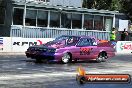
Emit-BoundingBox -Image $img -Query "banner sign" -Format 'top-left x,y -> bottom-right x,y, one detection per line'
0,37 -> 12,52
12,37 -> 54,52
116,41 -> 132,53
0,38 -> 3,51
0,38 -> 132,53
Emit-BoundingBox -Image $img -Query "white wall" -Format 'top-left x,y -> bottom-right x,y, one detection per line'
118,20 -> 129,31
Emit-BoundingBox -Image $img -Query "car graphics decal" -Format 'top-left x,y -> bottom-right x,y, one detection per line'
80,48 -> 91,55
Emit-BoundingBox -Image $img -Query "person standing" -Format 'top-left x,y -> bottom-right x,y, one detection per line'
110,28 -> 116,41
110,28 -> 117,46
121,28 -> 128,41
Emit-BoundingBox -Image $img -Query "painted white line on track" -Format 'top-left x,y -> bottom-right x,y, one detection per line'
88,72 -> 100,74
121,69 -> 132,72
102,70 -> 117,73
0,72 -> 77,80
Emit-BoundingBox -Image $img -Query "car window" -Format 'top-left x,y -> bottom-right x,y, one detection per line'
66,37 -> 79,46
77,38 -> 92,46
55,36 -> 69,41
55,36 -> 80,41
91,38 -> 97,46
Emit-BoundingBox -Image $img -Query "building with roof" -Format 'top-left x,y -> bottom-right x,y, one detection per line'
0,0 -> 129,40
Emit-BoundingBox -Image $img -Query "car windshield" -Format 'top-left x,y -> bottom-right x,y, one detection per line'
65,36 -> 80,46
44,35 -> 80,46
55,36 -> 70,41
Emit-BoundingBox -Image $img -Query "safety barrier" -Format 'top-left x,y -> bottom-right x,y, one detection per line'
0,37 -> 132,53
10,25 -> 110,40
116,41 -> 132,53
0,37 -> 54,53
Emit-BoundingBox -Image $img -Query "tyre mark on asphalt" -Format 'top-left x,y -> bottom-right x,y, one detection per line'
0,72 -> 77,80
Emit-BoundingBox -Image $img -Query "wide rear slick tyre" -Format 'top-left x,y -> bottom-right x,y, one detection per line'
61,53 -> 72,64
35,58 -> 42,63
96,52 -> 107,63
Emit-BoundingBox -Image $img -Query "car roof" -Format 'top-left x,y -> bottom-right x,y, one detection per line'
60,35 -> 95,39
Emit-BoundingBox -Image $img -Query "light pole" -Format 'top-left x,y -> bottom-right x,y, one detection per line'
23,0 -> 27,27
22,0 -> 27,37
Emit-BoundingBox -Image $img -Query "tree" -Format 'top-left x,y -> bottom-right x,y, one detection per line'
110,0 -> 122,11
82,0 -> 121,10
94,0 -> 112,10
120,0 -> 132,19
82,0 -> 132,20
82,0 -> 95,9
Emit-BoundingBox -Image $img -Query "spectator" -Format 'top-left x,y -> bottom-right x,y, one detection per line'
110,28 -> 117,46
110,28 -> 116,41
121,28 -> 128,41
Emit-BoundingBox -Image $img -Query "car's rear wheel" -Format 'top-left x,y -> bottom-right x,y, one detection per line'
35,58 -> 50,63
96,54 -> 102,63
96,52 -> 107,63
102,52 -> 108,62
61,53 -> 71,64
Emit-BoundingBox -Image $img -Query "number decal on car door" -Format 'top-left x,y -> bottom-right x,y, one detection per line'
80,48 -> 91,55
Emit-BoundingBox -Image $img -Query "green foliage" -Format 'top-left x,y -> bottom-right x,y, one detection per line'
110,0 -> 121,11
82,0 -> 95,9
95,0 -> 112,10
120,0 -> 132,18
83,0 -> 122,10
82,0 -> 132,19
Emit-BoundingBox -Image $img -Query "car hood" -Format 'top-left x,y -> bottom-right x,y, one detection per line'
43,40 -> 66,48
30,40 -> 66,49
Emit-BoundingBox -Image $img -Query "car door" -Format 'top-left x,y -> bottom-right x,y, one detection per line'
88,38 -> 98,59
76,38 -> 93,60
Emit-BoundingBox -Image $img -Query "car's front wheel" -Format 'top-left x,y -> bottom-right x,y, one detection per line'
61,53 -> 71,64
35,58 -> 42,63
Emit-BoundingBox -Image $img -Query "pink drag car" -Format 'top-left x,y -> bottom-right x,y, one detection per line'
25,35 -> 115,63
